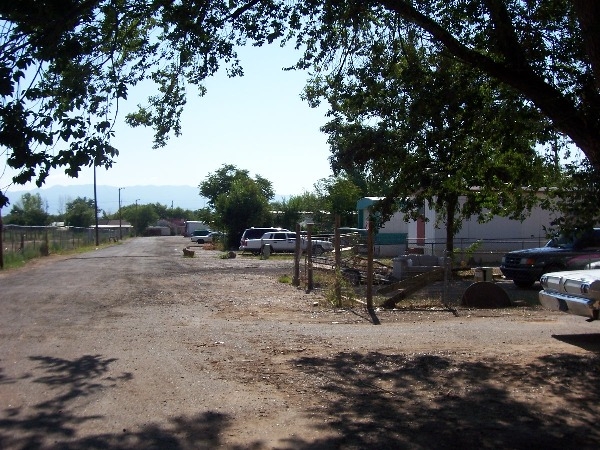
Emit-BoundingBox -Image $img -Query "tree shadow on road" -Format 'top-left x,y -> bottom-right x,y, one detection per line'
0,354 -> 246,449
281,350 -> 600,449
2,351 -> 600,449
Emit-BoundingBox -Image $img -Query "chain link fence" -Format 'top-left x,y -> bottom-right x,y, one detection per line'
2,225 -> 119,256
405,236 -> 549,265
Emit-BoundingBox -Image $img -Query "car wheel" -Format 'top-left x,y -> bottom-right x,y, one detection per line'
313,245 -> 324,256
513,279 -> 535,288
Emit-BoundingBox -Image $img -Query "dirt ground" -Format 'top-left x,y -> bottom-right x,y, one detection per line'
1,236 -> 599,449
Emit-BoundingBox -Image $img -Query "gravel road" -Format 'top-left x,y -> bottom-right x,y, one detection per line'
1,236 -> 599,449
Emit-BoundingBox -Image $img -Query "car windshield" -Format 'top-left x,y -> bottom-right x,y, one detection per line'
545,230 -> 597,249
546,235 -> 575,249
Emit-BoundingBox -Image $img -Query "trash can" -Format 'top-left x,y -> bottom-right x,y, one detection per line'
474,267 -> 494,282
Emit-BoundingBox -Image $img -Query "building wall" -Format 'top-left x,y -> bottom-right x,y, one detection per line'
357,195 -> 558,259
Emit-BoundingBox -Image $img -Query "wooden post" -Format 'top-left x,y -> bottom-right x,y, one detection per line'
334,214 -> 341,307
0,209 -> 3,269
293,223 -> 301,287
307,223 -> 313,291
366,218 -> 374,309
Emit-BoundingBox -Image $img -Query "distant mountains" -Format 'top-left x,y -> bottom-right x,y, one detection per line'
4,184 -> 209,215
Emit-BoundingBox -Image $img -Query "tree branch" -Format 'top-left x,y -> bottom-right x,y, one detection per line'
378,0 -> 600,168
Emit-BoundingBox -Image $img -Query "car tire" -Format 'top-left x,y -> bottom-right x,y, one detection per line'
313,245 -> 324,256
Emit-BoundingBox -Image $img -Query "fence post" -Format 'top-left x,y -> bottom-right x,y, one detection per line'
293,223 -> 301,287
307,223 -> 314,291
366,218 -> 374,309
0,211 -> 3,269
334,215 -> 341,307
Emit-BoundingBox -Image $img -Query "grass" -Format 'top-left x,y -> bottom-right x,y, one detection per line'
1,240 -> 121,271
278,274 -> 292,284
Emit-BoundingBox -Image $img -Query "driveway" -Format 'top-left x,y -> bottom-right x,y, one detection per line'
1,236 -> 599,449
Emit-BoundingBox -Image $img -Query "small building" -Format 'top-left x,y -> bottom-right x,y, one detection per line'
357,195 -> 557,261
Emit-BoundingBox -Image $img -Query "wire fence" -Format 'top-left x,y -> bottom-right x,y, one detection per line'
2,225 -> 120,255
405,236 -> 550,264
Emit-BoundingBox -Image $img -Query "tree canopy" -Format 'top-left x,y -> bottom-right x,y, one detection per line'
289,1 -> 600,171
199,164 -> 274,208
215,176 -> 271,248
2,1 -> 599,223
64,196 -> 95,227
5,192 -> 48,225
0,1 -> 284,207
309,29 -> 552,250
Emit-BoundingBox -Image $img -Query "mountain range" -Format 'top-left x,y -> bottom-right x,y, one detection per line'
4,184 -> 291,216
3,184 -> 209,215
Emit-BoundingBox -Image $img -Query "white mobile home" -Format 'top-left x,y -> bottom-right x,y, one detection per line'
357,195 -> 557,261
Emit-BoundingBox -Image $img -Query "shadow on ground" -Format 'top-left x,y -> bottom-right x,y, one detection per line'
0,355 -> 238,449
281,350 -> 600,449
1,350 -> 599,449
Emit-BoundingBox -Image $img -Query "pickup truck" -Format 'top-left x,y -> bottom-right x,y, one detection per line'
539,269 -> 600,321
500,228 -> 600,287
245,231 -> 333,255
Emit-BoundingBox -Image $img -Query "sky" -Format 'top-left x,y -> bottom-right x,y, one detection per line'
1,43 -> 334,201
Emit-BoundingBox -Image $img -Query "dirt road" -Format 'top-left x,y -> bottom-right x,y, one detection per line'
1,236 -> 599,449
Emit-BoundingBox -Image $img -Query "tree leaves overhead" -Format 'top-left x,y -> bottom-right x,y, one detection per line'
0,0 -> 287,207
305,23 -> 552,250
2,0 -> 599,223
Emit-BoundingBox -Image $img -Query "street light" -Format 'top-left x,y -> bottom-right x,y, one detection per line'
118,187 -> 125,240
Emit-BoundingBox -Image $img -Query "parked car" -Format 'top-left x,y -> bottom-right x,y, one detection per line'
239,227 -> 289,254
500,228 -> 600,287
539,269 -> 600,321
258,231 -> 334,255
190,229 -> 213,244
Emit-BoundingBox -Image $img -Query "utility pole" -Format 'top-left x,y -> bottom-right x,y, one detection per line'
93,163 -> 99,246
118,187 -> 125,240
135,199 -> 140,236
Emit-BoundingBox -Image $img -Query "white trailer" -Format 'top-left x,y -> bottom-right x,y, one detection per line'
184,221 -> 209,237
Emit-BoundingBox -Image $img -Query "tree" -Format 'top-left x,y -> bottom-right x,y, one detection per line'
309,31 -> 551,252
214,177 -> 271,248
543,157 -> 600,233
3,1 -> 599,215
314,176 -> 362,228
0,1 -> 284,208
64,196 -> 95,227
285,1 -> 600,173
270,190 -> 328,231
120,204 -> 158,236
5,193 -> 48,225
199,164 -> 274,209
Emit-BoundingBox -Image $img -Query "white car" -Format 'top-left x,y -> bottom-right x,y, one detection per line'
258,231 -> 333,256
539,269 -> 600,320
190,230 -> 214,244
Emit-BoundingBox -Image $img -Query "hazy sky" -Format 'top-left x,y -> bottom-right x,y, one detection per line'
1,43 -> 333,199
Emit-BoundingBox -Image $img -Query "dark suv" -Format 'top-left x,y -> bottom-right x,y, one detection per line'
500,228 -> 600,287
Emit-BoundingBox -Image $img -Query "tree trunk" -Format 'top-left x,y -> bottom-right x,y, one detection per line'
445,197 -> 458,257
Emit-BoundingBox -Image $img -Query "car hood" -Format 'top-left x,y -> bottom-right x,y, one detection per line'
540,269 -> 600,300
506,247 -> 571,256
